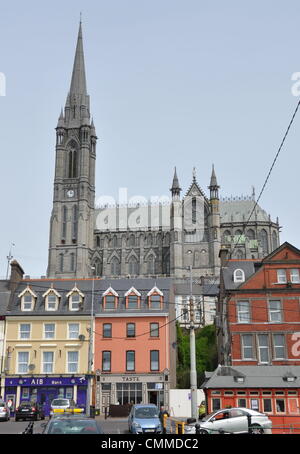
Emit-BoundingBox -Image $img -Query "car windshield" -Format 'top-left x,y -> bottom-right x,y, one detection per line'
19,401 -> 32,407
135,407 -> 158,419
51,399 -> 70,406
48,419 -> 100,434
201,410 -> 221,422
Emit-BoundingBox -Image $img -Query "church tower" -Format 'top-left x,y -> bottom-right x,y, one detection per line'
47,22 -> 97,278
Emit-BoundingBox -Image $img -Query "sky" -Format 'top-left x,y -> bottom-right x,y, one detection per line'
1,0 -> 300,277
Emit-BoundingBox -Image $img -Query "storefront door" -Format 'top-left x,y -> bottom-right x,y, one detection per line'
77,386 -> 87,410
38,387 -> 57,416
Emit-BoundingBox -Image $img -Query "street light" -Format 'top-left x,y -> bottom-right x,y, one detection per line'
186,250 -> 198,420
86,266 -> 95,417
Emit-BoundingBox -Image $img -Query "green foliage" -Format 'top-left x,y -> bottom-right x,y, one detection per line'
176,323 -> 218,389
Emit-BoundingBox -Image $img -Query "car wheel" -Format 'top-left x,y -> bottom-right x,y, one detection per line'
199,429 -> 209,434
249,424 -> 264,434
15,418 -> 19,422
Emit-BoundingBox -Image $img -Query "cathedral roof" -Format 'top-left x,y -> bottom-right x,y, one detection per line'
220,198 -> 273,224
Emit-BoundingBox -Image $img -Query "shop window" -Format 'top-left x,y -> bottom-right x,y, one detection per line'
19,324 -> 31,340
276,399 -> 285,413
22,388 -> 30,399
250,399 -> 259,411
67,351 -> 79,373
288,398 -> 299,414
238,398 -> 247,407
102,351 -> 111,372
150,323 -> 159,338
68,323 -> 80,339
44,323 -> 55,339
263,399 -> 272,413
66,388 -> 73,399
127,323 -> 135,338
103,324 -> 112,338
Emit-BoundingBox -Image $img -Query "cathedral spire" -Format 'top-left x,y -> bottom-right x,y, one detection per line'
170,167 -> 181,198
70,21 -> 87,96
208,164 -> 220,200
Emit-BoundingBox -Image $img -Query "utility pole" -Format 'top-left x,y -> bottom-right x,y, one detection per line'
188,264 -> 198,420
86,267 -> 95,416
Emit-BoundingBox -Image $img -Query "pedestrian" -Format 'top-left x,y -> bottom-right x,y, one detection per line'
198,401 -> 206,420
159,406 -> 169,434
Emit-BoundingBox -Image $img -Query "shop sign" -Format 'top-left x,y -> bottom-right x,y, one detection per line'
5,376 -> 87,387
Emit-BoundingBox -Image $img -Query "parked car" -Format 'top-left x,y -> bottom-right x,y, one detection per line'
128,404 -> 162,434
0,401 -> 10,421
184,407 -> 272,434
41,415 -> 104,434
15,401 -> 45,421
50,398 -> 76,417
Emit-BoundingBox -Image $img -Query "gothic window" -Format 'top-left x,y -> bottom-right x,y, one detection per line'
147,234 -> 153,246
59,253 -> 64,273
147,256 -> 156,275
72,205 -> 78,241
235,229 -> 243,236
259,229 -> 269,255
93,259 -> 102,277
247,229 -> 255,240
70,253 -> 75,272
236,249 -> 244,259
272,231 -> 278,251
112,235 -> 118,248
128,256 -> 139,275
62,206 -> 67,240
67,145 -> 78,178
164,232 -> 170,246
192,197 -> 197,224
163,252 -> 170,275
96,236 -> 100,248
222,230 -> 231,243
111,257 -> 120,276
129,234 -> 135,247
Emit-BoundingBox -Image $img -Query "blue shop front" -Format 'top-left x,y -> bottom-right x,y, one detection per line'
4,376 -> 88,416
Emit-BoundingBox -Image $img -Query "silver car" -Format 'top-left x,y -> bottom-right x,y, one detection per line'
185,407 -> 272,434
50,398 -> 76,417
0,401 -> 10,421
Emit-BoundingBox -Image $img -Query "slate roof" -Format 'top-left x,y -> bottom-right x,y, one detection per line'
0,280 -> 11,316
202,365 -> 300,389
5,277 -> 172,317
222,260 -> 260,291
219,199 -> 273,224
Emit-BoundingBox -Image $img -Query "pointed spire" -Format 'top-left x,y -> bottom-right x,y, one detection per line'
209,164 -> 218,187
192,167 -> 197,182
70,21 -> 87,96
57,108 -> 65,127
170,167 -> 181,198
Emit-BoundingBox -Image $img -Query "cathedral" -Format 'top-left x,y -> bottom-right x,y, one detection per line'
47,23 -> 280,280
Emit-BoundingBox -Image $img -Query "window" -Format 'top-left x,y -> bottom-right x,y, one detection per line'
250,399 -> 259,411
46,294 -> 58,311
68,291 -> 83,311
103,324 -> 112,338
150,323 -> 159,338
18,352 -> 29,374
68,323 -> 79,339
149,294 -> 162,310
44,323 -> 55,339
111,257 -> 120,276
72,205 -> 78,241
241,334 -> 254,359
67,351 -> 79,373
212,398 -> 221,411
257,334 -> 269,364
42,352 -> 54,373
273,334 -> 285,359
263,399 -> 272,413
22,293 -> 34,311
62,206 -> 67,240
59,253 -> 64,272
237,301 -> 250,323
150,350 -> 159,371
277,269 -> 287,284
128,256 -> 139,275
268,300 -> 282,322
126,351 -> 135,371
147,256 -> 155,275
103,294 -> 117,310
127,295 -> 139,309
19,324 -> 31,340
102,351 -> 111,372
290,269 -> 300,283
233,269 -> 245,283
237,398 -> 247,407
276,399 -> 285,413
127,323 -> 135,338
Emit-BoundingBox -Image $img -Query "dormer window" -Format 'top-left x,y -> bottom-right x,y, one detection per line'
147,287 -> 164,310
233,269 -> 245,283
18,286 -> 37,312
43,287 -> 60,311
125,287 -> 141,309
102,287 -> 118,311
66,287 -> 84,311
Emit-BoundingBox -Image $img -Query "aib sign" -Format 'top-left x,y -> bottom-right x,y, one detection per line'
5,376 -> 87,387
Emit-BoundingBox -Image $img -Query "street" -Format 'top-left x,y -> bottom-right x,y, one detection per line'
0,417 -> 130,434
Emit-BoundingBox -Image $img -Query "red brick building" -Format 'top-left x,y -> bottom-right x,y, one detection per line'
217,242 -> 300,366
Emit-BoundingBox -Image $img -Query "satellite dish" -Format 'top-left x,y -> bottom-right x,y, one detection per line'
78,334 -> 85,341
28,364 -> 35,371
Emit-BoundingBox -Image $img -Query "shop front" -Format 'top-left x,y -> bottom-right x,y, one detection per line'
95,371 -> 170,415
4,375 -> 88,416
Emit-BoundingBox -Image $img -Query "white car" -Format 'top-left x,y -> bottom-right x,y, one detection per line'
50,398 -> 76,417
0,401 -> 10,421
185,407 -> 272,434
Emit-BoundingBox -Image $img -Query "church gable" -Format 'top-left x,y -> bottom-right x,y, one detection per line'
262,242 -> 300,263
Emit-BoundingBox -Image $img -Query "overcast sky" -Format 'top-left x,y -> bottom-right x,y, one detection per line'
1,0 -> 300,277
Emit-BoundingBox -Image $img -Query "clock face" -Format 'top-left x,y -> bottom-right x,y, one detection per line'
67,190 -> 74,198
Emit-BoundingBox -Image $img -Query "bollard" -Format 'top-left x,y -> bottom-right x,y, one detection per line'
195,424 -> 200,434
104,406 -> 108,420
